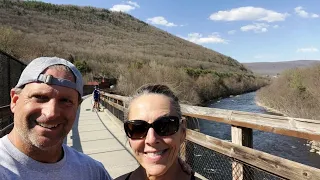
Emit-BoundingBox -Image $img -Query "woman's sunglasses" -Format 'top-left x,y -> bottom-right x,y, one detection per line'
124,116 -> 181,139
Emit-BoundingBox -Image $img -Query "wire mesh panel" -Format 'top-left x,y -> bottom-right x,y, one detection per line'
0,51 -> 26,136
180,140 -> 285,180
0,53 -> 10,107
0,51 -> 26,106
0,107 -> 13,137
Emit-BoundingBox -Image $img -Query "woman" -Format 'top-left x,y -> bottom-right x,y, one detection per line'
116,84 -> 197,180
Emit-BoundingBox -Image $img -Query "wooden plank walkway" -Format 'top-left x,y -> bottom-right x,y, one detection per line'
65,96 -> 139,178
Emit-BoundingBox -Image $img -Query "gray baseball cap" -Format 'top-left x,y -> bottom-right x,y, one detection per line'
15,57 -> 83,96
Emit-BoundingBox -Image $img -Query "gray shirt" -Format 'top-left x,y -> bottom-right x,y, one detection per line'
0,135 -> 112,180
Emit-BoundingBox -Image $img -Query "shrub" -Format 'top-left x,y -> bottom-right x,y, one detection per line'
74,60 -> 91,74
256,65 -> 320,120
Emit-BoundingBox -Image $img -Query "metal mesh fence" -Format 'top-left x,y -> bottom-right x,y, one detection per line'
0,51 -> 26,133
0,51 -> 26,106
180,139 -> 285,180
0,108 -> 13,137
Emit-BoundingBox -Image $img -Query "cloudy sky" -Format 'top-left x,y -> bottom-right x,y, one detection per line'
40,0 -> 320,63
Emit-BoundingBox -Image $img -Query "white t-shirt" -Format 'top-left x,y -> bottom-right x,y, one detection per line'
0,135 -> 113,180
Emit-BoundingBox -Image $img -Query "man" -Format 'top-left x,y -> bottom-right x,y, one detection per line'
0,57 -> 112,180
92,85 -> 100,111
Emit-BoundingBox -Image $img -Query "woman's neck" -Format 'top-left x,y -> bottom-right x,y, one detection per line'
134,160 -> 190,180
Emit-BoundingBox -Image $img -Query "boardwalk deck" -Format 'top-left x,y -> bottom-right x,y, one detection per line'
65,96 -> 139,178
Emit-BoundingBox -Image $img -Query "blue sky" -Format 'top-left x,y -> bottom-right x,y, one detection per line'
39,0 -> 320,63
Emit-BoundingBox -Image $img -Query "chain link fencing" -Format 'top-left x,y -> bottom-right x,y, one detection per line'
180,138 -> 284,180
0,50 -> 26,132
0,50 -> 26,106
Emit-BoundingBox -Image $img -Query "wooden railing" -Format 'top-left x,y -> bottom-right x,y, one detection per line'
100,91 -> 320,180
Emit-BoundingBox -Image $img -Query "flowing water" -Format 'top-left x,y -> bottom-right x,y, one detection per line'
199,92 -> 320,168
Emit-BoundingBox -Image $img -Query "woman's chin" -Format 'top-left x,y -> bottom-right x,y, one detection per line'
145,164 -> 168,177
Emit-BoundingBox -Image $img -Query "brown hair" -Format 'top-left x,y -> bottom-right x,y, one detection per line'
128,84 -> 182,119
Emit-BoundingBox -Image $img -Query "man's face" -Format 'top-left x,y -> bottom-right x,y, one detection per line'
10,68 -> 79,150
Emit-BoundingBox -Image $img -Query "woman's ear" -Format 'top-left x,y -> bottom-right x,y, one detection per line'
180,117 -> 187,144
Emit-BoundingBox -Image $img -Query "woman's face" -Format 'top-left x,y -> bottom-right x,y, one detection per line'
128,94 -> 185,177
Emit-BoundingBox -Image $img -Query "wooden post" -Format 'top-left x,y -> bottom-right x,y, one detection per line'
231,126 -> 253,180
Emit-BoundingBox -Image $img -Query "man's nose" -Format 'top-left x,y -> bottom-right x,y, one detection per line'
42,100 -> 60,120
145,128 -> 160,145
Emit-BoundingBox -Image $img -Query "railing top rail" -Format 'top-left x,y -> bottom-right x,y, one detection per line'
101,92 -> 130,102
0,105 -> 11,115
101,91 -> 320,141
0,50 -> 27,66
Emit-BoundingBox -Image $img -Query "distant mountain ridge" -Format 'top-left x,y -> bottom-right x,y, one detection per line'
243,60 -> 320,76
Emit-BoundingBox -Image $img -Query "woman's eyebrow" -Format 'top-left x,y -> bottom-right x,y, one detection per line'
154,114 -> 172,120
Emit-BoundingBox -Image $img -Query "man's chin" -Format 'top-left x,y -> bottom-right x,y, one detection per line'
30,136 -> 63,151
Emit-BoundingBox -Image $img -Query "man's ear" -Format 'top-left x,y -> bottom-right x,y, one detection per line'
78,97 -> 83,105
10,89 -> 20,113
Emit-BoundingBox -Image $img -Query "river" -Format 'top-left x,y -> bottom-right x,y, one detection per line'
199,92 -> 320,168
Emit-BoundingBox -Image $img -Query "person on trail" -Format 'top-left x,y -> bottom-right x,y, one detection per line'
92,85 -> 101,111
0,57 -> 112,180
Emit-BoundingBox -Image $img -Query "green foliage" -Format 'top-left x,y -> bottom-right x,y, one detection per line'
288,70 -> 306,93
0,26 -> 19,52
184,67 -> 235,79
128,61 -> 144,69
74,60 -> 91,74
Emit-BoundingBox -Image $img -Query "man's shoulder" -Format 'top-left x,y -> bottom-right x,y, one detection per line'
64,145 -> 103,167
64,145 -> 112,179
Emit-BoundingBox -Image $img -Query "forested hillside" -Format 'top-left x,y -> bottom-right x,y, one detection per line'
0,1 -> 267,104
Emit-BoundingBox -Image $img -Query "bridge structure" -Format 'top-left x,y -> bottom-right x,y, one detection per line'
1,51 -> 320,179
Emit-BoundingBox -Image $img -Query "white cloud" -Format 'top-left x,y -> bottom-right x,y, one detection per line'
209,6 -> 289,22
110,4 -> 135,12
228,30 -> 236,35
294,6 -> 319,18
147,16 -> 177,27
297,47 -> 319,53
184,33 -> 228,44
110,1 -> 140,12
273,25 -> 279,29
127,1 -> 140,8
241,23 -> 269,33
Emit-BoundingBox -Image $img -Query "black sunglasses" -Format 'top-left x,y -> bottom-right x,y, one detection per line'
124,116 -> 181,139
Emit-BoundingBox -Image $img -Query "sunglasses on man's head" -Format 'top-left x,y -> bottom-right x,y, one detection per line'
124,116 -> 181,139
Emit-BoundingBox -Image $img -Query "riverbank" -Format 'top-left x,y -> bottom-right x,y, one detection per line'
255,99 -> 320,155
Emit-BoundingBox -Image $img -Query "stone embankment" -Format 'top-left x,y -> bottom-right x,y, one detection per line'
256,101 -> 320,155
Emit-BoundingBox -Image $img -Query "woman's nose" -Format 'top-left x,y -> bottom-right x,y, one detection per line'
145,128 -> 160,145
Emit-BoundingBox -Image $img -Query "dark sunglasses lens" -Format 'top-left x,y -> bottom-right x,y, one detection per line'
153,116 -> 180,136
125,121 -> 149,139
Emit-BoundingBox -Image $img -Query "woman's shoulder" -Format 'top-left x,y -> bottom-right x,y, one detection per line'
114,171 -> 132,180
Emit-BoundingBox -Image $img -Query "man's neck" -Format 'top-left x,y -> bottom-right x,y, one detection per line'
8,130 -> 64,163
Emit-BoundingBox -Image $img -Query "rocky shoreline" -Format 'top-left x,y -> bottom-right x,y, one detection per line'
255,100 -> 320,155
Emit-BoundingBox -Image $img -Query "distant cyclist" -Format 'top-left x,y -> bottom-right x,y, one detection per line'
92,86 -> 100,111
